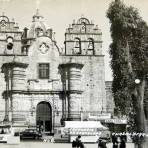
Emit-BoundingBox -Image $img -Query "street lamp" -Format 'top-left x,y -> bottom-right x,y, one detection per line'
135,79 -> 141,84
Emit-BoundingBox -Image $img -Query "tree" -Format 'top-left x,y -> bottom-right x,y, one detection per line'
106,0 -> 148,147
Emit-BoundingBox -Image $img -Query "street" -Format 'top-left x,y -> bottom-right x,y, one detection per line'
0,142 -> 134,148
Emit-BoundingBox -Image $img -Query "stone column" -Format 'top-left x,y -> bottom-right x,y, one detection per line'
12,66 -> 28,91
59,63 -> 83,121
1,62 -> 28,123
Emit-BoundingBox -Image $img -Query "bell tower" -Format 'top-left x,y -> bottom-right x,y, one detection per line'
0,14 -> 22,55
62,17 -> 106,118
64,17 -> 102,56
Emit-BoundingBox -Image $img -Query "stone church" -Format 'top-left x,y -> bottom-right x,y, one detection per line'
0,10 -> 110,133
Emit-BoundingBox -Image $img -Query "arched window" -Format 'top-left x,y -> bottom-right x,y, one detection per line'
87,38 -> 95,55
7,36 -> 13,50
73,38 -> 81,54
21,46 -> 28,55
88,38 -> 94,49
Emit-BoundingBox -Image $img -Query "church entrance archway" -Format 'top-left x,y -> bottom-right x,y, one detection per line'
36,101 -> 52,133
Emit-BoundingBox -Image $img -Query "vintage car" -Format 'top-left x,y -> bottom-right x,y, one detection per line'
0,125 -> 12,143
20,128 -> 42,140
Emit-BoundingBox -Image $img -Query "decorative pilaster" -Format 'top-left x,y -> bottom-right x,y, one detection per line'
1,62 -> 28,123
59,63 -> 83,121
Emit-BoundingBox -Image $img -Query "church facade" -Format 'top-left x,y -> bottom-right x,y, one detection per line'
0,11 -> 108,133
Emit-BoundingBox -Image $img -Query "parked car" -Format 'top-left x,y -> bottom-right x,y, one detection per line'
20,128 -> 42,140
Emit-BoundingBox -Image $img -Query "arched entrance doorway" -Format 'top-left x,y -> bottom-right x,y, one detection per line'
36,101 -> 52,132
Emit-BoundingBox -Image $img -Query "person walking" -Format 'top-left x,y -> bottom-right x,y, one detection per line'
75,135 -> 85,148
98,138 -> 107,148
112,135 -> 118,148
72,135 -> 81,148
119,137 -> 126,148
72,140 -> 77,148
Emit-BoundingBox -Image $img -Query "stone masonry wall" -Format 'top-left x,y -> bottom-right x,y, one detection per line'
61,55 -> 106,117
12,93 -> 62,128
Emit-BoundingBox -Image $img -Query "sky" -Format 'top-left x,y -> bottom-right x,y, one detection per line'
0,0 -> 148,81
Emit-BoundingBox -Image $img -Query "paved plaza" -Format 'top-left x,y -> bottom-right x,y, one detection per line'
0,142 -> 134,148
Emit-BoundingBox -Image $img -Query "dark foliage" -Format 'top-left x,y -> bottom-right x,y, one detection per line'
106,0 -> 148,128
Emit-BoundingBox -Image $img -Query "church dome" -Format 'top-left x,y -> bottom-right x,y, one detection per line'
28,9 -> 47,38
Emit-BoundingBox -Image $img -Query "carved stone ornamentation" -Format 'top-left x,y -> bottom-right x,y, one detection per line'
39,42 -> 49,54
